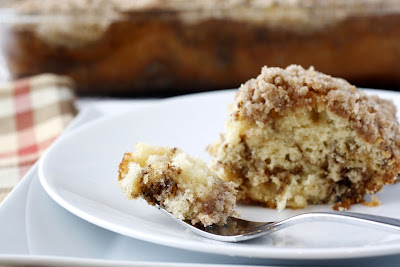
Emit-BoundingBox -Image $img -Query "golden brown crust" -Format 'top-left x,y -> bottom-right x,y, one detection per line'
118,152 -> 132,181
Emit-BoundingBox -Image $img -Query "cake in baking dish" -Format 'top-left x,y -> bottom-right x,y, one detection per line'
118,143 -> 237,226
3,0 -> 400,94
208,65 -> 400,211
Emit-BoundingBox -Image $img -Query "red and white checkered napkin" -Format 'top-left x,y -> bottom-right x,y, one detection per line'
0,74 -> 76,202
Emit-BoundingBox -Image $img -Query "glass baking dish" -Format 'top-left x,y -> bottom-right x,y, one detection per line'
1,0 -> 400,95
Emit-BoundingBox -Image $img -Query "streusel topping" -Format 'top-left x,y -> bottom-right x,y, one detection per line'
235,65 -> 400,150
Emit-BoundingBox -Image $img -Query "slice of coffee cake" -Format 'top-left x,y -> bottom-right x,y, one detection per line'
118,143 -> 237,226
208,65 -> 400,211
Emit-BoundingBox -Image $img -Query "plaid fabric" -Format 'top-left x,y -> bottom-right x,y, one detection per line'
0,74 -> 76,203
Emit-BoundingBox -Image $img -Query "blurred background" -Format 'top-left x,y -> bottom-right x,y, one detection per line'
1,0 -> 400,96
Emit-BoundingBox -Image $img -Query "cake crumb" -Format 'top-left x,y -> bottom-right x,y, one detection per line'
333,199 -> 352,211
362,195 -> 381,207
118,142 -> 238,226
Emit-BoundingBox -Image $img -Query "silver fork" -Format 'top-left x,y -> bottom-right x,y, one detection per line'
160,209 -> 400,242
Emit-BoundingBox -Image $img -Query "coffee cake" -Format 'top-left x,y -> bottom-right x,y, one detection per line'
208,65 -> 400,210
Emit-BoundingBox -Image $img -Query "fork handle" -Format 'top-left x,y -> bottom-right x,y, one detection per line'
338,211 -> 400,229
280,211 -> 400,233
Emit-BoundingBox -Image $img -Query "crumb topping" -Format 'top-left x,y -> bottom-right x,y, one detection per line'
3,0 -> 399,27
3,0 -> 399,47
235,64 -> 400,151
